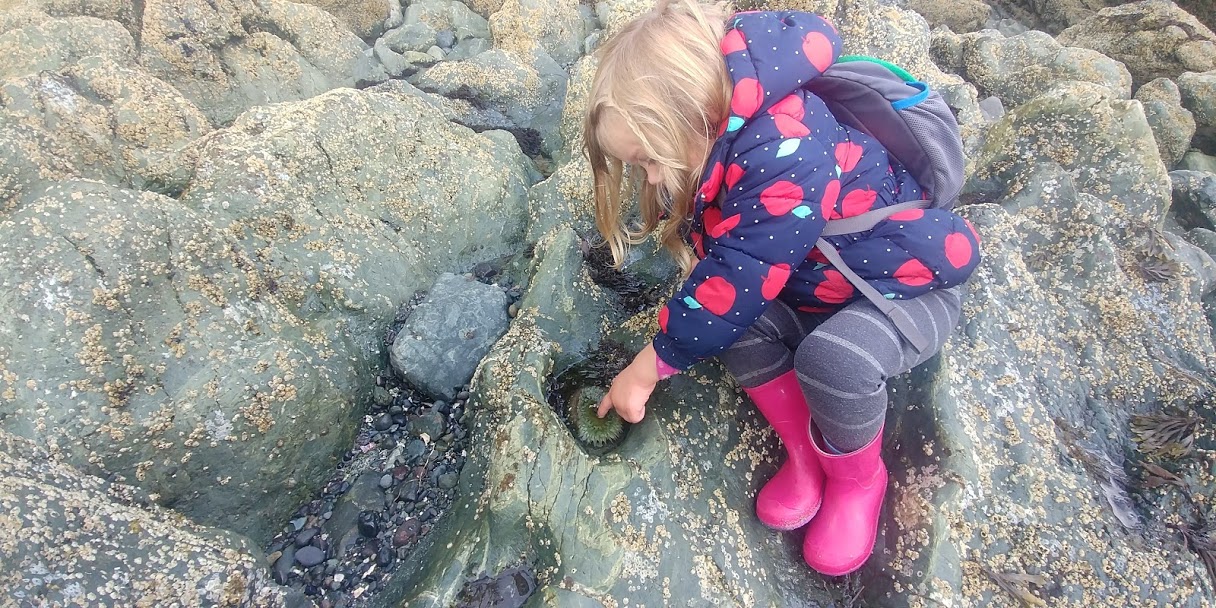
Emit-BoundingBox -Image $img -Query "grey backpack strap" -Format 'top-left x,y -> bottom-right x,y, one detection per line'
819,199 -> 931,236
813,238 -> 929,353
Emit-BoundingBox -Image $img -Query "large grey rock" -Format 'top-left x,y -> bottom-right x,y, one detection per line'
138,0 -> 387,126
0,15 -> 133,80
403,0 -> 490,45
294,0 -> 395,39
383,21 -> 440,54
0,419 -> 292,606
1171,170 -> 1216,232
982,0 -> 1107,34
971,81 -> 1170,223
390,273 -> 511,400
0,0 -> 137,34
514,227 -> 620,368
1136,77 -> 1198,168
1179,70 -> 1216,153
1058,0 -> 1216,88
1180,150 -> 1216,173
930,29 -> 1133,107
411,48 -> 568,157
0,56 -> 212,210
0,181 -> 366,547
490,0 -> 587,66
904,0 -> 993,32
0,88 -> 534,544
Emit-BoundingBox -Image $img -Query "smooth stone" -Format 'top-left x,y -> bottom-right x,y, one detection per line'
408,412 -> 446,440
374,413 -> 394,432
404,439 -> 427,464
397,480 -> 420,503
373,386 -> 392,407
295,546 -> 325,568
380,474 -> 394,489
393,519 -> 421,547
272,545 -> 296,584
295,528 -> 319,547
358,511 -> 380,537
438,472 -> 459,489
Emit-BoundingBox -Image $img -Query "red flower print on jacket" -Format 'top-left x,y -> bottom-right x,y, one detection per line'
820,179 -> 842,220
769,94 -> 805,120
731,78 -> 764,118
760,180 -> 804,216
700,162 -> 724,199
803,31 -> 835,72
944,232 -> 973,269
834,141 -> 864,173
761,263 -> 791,300
725,164 -> 746,190
703,206 -> 741,238
840,188 -> 877,217
814,270 -> 854,303
894,258 -> 933,286
695,276 -> 737,315
721,28 -> 747,55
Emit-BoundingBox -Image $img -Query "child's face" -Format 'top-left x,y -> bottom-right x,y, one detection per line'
599,110 -> 665,187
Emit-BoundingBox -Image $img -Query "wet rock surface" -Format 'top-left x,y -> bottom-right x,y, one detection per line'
263,370 -> 474,607
5,0 -> 1216,605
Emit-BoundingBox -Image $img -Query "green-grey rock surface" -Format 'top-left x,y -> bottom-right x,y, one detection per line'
0,87 -> 534,545
5,0 -> 1216,604
1057,0 -> 1216,88
0,429 -> 294,607
930,29 -> 1133,107
390,273 -> 512,401
1179,70 -> 1216,153
1135,77 -> 1198,168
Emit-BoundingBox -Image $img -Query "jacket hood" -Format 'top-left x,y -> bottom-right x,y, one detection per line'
719,11 -> 843,132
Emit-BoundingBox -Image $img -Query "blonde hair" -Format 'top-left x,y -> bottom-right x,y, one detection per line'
583,0 -> 732,275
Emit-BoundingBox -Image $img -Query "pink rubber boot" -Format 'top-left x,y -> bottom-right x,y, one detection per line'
802,424 -> 888,576
742,370 -> 824,530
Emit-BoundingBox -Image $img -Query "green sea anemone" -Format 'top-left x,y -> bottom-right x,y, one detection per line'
567,386 -> 625,448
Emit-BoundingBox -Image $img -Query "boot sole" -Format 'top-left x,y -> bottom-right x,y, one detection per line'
759,498 -> 822,531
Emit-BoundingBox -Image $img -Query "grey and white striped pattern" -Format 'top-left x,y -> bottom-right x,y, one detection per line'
719,288 -> 962,452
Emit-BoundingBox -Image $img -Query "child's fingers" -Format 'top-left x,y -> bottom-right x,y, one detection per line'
597,393 -> 614,418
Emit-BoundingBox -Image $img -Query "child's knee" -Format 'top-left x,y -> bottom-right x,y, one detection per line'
794,335 -> 886,398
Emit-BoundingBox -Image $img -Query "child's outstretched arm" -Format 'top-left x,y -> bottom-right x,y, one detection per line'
596,343 -> 660,423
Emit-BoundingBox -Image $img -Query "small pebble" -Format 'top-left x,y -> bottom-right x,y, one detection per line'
380,474 -> 393,490
393,519 -> 421,547
374,413 -> 394,432
295,546 -> 325,568
358,511 -> 380,537
373,386 -> 392,407
295,528 -> 318,547
273,548 -> 295,583
404,439 -> 427,463
438,472 -> 459,489
457,390 -> 471,400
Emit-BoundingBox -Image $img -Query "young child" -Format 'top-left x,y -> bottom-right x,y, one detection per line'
584,1 -> 980,576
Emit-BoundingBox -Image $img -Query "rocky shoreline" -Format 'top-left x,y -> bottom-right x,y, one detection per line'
4,0 -> 1216,606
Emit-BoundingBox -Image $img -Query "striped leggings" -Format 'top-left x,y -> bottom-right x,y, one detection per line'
718,288 -> 962,453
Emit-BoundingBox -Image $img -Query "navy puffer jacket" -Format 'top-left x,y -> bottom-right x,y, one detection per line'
652,10 -> 981,371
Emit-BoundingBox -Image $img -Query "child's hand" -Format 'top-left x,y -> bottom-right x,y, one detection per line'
597,344 -> 660,423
